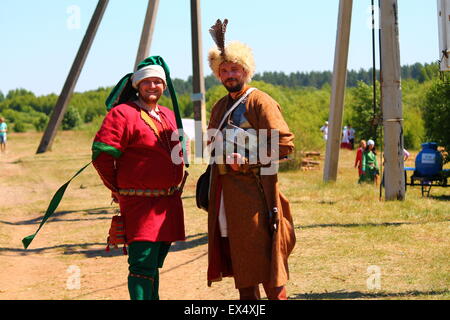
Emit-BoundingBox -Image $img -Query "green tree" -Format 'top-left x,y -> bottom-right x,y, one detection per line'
423,81 -> 450,162
34,114 -> 49,132
348,81 -> 381,144
6,88 -> 35,100
13,120 -> 26,132
62,106 -> 82,130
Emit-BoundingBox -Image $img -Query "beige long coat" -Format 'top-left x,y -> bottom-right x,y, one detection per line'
207,85 -> 296,289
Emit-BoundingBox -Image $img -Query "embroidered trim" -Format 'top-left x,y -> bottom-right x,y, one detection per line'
118,186 -> 179,196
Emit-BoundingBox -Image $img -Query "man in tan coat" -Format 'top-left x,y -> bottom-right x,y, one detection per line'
205,20 -> 296,300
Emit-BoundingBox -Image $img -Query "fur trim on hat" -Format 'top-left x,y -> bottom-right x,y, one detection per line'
208,41 -> 256,83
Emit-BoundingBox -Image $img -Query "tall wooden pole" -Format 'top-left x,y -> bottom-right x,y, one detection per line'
134,0 -> 160,70
380,0 -> 405,200
36,0 -> 109,154
323,0 -> 353,182
190,0 -> 207,159
437,0 -> 450,72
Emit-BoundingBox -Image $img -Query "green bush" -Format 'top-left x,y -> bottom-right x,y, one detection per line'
62,106 -> 82,130
13,121 -> 26,132
423,81 -> 450,162
33,114 -> 49,132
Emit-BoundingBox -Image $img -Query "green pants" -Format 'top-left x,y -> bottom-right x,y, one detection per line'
127,241 -> 171,300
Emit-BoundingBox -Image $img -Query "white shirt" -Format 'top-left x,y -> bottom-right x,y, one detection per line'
135,100 -> 161,122
320,125 -> 328,140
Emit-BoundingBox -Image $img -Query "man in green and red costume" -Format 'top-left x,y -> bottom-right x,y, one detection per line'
92,56 -> 187,300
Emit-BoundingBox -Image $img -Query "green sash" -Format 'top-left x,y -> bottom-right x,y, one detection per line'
22,161 -> 92,249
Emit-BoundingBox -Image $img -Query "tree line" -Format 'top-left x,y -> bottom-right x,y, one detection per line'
0,61 -> 448,161
171,61 -> 439,94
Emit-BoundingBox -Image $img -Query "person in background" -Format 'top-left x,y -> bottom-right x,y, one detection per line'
340,126 -> 351,149
403,148 -> 410,162
354,139 -> 366,178
320,121 -> 328,141
0,117 -> 7,153
359,139 -> 379,185
347,125 -> 355,150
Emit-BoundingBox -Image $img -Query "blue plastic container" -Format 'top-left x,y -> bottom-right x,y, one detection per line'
415,142 -> 443,177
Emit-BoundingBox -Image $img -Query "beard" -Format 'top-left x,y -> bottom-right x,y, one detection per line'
223,78 -> 245,93
138,91 -> 161,105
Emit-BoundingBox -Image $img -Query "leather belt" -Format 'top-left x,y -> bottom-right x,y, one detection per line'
118,171 -> 189,197
118,186 -> 179,197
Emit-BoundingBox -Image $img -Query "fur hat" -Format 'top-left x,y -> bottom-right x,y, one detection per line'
207,19 -> 255,83
208,41 -> 256,83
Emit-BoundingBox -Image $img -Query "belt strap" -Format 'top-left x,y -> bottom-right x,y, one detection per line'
119,171 -> 189,197
118,186 -> 179,197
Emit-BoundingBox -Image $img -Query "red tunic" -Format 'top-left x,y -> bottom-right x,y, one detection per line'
355,147 -> 363,176
92,102 -> 185,243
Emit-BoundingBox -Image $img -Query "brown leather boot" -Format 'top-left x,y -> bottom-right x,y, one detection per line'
238,285 -> 261,300
263,283 -> 288,300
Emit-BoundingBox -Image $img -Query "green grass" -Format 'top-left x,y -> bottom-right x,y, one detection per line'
0,131 -> 449,300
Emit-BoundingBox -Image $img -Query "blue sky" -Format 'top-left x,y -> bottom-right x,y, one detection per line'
0,0 -> 439,96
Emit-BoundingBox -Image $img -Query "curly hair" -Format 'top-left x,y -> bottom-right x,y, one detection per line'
208,41 -> 256,83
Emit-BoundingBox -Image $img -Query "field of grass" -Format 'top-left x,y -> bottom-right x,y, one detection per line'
0,130 -> 448,300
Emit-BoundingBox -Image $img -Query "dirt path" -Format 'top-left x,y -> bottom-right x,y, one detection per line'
0,134 -> 240,300
2,132 -> 448,301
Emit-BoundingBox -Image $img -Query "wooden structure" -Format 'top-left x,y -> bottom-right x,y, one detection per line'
437,0 -> 450,72
37,0 -> 207,155
37,0 -> 109,154
324,0 -> 406,201
323,0 -> 353,182
380,0 -> 405,200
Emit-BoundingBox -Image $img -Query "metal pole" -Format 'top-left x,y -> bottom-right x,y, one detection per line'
134,0 -> 160,70
323,0 -> 353,182
190,0 -> 207,159
36,0 -> 109,154
380,0 -> 405,200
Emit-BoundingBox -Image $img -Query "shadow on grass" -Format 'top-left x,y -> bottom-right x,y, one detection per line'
0,242 -> 118,256
1,233 -> 208,258
170,233 -> 208,252
290,200 -> 337,205
71,233 -> 208,257
10,155 -> 92,164
296,220 -> 450,230
429,195 -> 450,201
298,221 -> 412,229
70,249 -> 209,299
291,289 -> 450,300
0,207 -> 114,226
